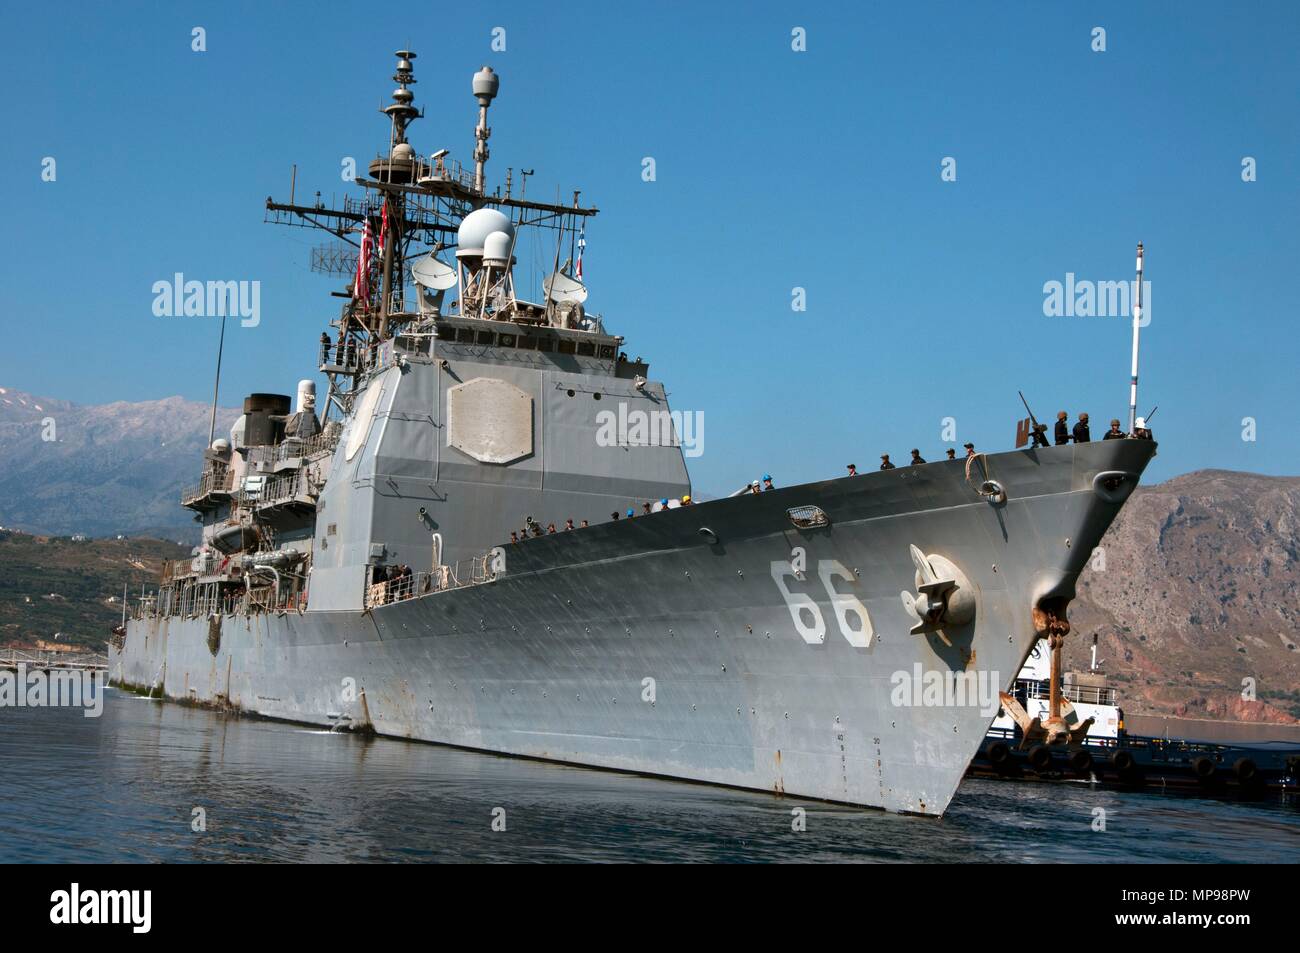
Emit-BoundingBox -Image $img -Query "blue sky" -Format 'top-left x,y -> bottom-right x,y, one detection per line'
3,1 -> 1297,495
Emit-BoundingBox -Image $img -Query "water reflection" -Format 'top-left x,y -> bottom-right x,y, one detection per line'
0,690 -> 1295,863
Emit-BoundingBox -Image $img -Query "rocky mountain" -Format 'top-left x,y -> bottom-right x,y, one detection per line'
0,386 -> 237,540
1069,470 -> 1300,721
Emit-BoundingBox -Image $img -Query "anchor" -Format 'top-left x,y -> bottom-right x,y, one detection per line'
1000,606 -> 1094,748
899,545 -> 976,635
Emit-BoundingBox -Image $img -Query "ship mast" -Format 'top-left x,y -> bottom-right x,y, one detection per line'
261,51 -> 602,423
376,50 -> 420,339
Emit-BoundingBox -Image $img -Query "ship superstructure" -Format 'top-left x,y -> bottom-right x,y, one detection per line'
112,52 -> 1158,816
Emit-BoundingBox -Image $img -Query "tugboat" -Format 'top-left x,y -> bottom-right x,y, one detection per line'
971,636 -> 1300,796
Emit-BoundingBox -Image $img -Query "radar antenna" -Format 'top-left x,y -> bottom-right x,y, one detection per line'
262,53 -> 604,424
472,66 -> 499,195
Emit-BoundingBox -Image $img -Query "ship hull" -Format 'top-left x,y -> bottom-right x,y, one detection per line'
112,440 -> 1155,815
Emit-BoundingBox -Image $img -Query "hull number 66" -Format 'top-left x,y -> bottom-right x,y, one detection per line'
770,558 -> 874,647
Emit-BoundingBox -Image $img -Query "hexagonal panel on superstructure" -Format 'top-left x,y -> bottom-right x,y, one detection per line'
446,377 -> 534,465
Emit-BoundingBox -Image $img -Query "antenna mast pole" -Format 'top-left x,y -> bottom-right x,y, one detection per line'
1128,242 -> 1144,435
207,313 -> 226,446
472,67 -> 499,196
377,50 -> 420,340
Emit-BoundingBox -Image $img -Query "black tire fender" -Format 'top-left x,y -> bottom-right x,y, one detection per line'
987,741 -> 1011,768
1027,744 -> 1052,772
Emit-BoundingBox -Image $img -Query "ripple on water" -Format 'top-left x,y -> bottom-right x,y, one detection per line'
1,690 -> 1296,863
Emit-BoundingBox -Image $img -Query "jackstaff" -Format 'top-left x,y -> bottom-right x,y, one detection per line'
1128,241 -> 1144,435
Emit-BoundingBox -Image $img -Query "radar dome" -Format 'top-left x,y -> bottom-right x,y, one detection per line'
472,66 -> 500,104
456,208 -> 514,259
483,230 -> 513,265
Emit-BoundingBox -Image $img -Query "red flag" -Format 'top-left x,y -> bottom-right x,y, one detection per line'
354,219 -> 374,302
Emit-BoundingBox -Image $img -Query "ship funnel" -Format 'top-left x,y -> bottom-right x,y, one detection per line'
242,393 -> 291,447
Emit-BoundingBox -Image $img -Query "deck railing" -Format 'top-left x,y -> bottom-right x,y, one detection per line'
319,340 -> 365,374
0,648 -> 108,671
364,554 -> 496,610
180,466 -> 234,505
235,472 -> 311,508
246,429 -> 339,470
1023,681 -> 1117,707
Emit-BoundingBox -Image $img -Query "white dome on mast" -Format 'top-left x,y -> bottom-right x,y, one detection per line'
483,230 -> 513,266
455,208 -> 513,259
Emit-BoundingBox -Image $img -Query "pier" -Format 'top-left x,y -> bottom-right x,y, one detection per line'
0,648 -> 109,673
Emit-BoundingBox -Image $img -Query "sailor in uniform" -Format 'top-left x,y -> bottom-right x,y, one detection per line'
1072,412 -> 1091,443
1054,411 -> 1070,445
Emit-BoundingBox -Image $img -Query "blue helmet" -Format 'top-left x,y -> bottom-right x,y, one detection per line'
660,498 -> 669,505
763,474 -> 772,481
626,509 -> 634,517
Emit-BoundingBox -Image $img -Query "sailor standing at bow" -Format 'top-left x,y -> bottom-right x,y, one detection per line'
1054,411 -> 1071,445
1072,412 -> 1091,443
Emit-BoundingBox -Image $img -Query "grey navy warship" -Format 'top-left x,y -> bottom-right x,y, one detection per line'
111,52 -> 1157,816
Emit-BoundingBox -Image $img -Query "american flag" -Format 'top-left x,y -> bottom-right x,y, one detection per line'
575,222 -> 586,281
354,218 -> 374,302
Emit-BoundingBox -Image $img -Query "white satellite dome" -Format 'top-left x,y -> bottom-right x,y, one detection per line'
456,208 -> 513,259
296,379 -> 316,413
483,230 -> 513,265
